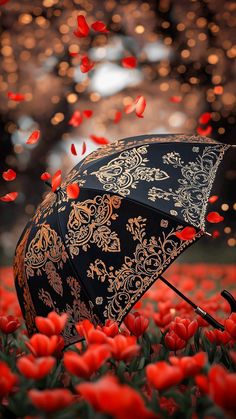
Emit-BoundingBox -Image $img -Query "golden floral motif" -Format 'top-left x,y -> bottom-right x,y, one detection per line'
148,144 -> 230,229
91,146 -> 169,197
25,223 -> 68,278
65,194 -> 122,257
87,216 -> 202,322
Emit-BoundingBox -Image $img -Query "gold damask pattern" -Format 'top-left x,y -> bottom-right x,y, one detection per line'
65,194 -> 122,257
87,217 -> 202,322
32,168 -> 87,224
13,226 -> 37,335
25,223 -> 68,278
148,144 -> 230,229
82,134 -> 218,166
91,146 -> 169,197
38,275 -> 100,345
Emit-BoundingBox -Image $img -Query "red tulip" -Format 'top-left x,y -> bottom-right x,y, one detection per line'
0,361 -> 18,398
76,319 -> 107,344
64,345 -> 110,379
196,365 -> 236,412
28,388 -> 74,412
0,315 -> 20,334
26,334 -> 64,357
124,312 -> 149,338
17,354 -> 55,379
35,311 -> 67,336
164,330 -> 186,351
153,311 -> 174,328
146,361 -> 183,391
169,352 -> 207,377
73,15 -> 89,38
171,317 -> 198,340
225,313 -> 236,340
205,329 -> 232,345
106,334 -> 140,361
97,319 -> 119,337
2,169 -> 16,181
76,375 -> 156,419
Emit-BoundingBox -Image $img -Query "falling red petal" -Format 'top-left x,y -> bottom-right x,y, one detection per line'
40,172 -> 51,181
175,226 -> 197,241
69,52 -> 80,57
2,169 -> 16,181
212,230 -> 220,238
90,135 -> 110,145
51,170 -> 62,192
68,111 -> 83,127
114,111 -> 122,123
124,103 -> 135,114
197,126 -> 212,136
0,0 -> 10,5
66,183 -> 80,199
71,144 -> 77,156
206,211 -> 224,223
121,56 -> 137,69
170,96 -> 182,103
80,55 -> 95,73
208,195 -> 219,203
0,192 -> 18,202
135,95 -> 146,117
7,92 -> 26,102
83,110 -> 93,118
26,130 -> 40,145
82,142 -> 86,155
74,15 -> 89,38
91,21 -> 109,33
199,112 -> 211,125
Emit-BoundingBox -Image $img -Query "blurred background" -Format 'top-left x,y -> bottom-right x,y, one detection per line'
0,0 -> 235,266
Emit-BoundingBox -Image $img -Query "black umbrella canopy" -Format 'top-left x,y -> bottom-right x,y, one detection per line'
13,134 -> 232,345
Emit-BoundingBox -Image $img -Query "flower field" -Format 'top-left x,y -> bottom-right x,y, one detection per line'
0,264 -> 236,419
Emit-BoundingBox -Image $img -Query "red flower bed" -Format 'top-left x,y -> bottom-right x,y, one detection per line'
0,265 -> 235,418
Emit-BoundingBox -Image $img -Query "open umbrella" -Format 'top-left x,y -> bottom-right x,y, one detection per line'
13,134 -> 236,346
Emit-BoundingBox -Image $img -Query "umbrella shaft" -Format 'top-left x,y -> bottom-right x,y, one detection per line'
159,275 -> 224,331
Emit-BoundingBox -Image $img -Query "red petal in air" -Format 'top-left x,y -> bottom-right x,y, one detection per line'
40,172 -> 51,181
90,135 -> 109,145
91,21 -> 109,33
206,212 -> 224,223
121,56 -> 137,69
7,92 -> 26,101
124,103 -> 135,114
74,15 -> 89,38
0,0 -> 10,5
80,55 -> 95,73
69,52 -> 80,57
26,130 -> 40,145
83,110 -> 93,118
114,110 -> 122,123
199,112 -> 211,124
66,183 -> 80,199
135,95 -> 146,118
175,226 -> 197,241
82,142 -> 86,155
71,144 -> 77,156
212,230 -> 220,238
2,169 -> 16,181
197,126 -> 212,136
169,96 -> 182,103
0,192 -> 18,202
51,170 -> 62,192
208,195 -> 218,204
68,111 -> 83,127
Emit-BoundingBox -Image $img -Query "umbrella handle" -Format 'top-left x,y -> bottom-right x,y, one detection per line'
221,290 -> 236,313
